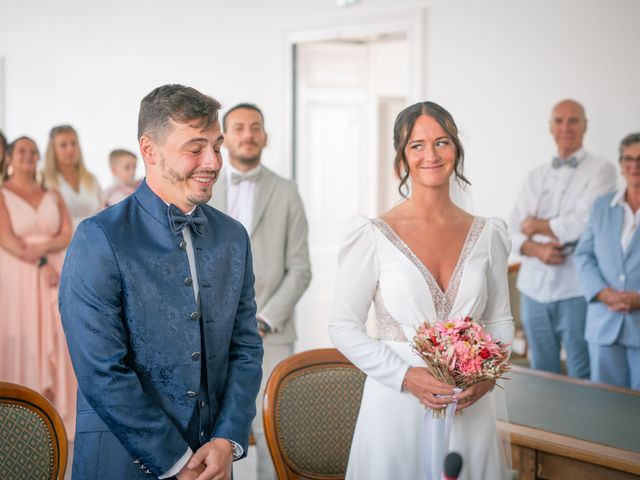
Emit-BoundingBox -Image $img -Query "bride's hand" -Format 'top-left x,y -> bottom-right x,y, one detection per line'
454,379 -> 495,410
403,367 -> 455,410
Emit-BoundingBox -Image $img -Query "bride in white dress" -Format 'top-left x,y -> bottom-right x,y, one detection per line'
329,101 -> 514,480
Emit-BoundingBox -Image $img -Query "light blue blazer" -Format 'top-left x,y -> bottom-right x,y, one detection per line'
574,192 -> 640,347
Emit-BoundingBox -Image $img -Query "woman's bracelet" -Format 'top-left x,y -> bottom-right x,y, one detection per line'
401,367 -> 412,392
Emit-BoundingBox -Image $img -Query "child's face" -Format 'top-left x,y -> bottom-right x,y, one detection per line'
111,154 -> 137,184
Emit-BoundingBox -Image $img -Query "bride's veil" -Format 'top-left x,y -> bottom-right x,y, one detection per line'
492,379 -> 513,479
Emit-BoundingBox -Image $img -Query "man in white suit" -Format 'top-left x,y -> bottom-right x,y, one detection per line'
208,103 -> 312,480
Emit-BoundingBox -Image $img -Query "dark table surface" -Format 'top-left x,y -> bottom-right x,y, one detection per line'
500,367 -> 640,453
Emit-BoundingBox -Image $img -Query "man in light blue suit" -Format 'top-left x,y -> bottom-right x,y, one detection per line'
575,132 -> 640,390
60,84 -> 263,479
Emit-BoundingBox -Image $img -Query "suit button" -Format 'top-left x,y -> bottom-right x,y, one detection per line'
179,240 -> 187,250
186,390 -> 197,398
200,401 -> 206,408
184,277 -> 193,286
191,352 -> 201,361
619,274 -> 626,282
190,311 -> 200,321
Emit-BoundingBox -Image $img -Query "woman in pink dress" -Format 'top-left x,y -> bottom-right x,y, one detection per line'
0,136 -> 76,437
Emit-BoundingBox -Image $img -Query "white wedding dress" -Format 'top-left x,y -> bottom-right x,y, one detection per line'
330,215 -> 514,480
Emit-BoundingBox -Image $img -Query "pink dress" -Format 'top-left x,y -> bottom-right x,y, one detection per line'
0,188 -> 77,438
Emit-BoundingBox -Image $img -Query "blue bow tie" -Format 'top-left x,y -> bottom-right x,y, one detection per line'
551,156 -> 578,169
167,204 -> 207,236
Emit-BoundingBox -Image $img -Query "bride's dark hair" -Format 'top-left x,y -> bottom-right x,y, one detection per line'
393,101 -> 470,198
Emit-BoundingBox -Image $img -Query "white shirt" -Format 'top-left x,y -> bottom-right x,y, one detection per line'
610,189 -> 640,253
57,174 -> 101,229
226,164 -> 261,233
509,148 -> 617,302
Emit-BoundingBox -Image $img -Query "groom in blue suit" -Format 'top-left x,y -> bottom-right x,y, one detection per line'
60,84 -> 263,479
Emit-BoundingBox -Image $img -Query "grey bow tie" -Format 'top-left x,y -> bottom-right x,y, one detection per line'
231,169 -> 261,185
551,156 -> 578,169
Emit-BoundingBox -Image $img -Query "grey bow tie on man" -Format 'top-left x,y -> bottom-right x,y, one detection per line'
231,169 -> 261,185
551,156 -> 578,169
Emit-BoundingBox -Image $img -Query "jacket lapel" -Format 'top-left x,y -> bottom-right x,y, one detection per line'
624,209 -> 640,262
208,171 -> 228,213
133,179 -> 174,233
251,167 -> 277,237
608,204 -> 626,267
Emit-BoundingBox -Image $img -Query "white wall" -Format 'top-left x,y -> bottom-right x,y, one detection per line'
1,0 -> 638,217
422,0 -> 640,219
1,0 -> 639,350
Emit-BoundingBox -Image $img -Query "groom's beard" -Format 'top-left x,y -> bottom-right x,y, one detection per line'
160,156 -> 216,206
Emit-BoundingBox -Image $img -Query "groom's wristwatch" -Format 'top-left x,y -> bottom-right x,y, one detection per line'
212,438 -> 242,460
228,440 -> 242,460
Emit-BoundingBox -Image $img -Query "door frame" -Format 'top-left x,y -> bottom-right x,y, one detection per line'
283,9 -> 427,179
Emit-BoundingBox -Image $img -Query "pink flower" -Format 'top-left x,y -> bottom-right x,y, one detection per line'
459,357 -> 482,375
411,316 -> 510,391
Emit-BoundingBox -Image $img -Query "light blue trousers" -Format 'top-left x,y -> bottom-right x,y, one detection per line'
589,342 -> 640,390
520,294 -> 590,379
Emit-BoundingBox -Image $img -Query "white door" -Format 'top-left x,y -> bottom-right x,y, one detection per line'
294,39 -> 409,352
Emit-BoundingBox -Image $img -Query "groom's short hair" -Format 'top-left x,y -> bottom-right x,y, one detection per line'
138,84 -> 222,142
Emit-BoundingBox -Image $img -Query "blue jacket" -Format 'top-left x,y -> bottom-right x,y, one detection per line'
574,191 -> 640,347
59,180 -> 263,477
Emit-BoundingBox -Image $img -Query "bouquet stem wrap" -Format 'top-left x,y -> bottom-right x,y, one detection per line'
422,387 -> 462,479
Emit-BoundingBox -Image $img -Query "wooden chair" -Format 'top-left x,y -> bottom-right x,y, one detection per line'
0,382 -> 68,480
263,348 -> 365,480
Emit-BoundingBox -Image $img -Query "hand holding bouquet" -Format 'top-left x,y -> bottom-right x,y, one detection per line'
412,316 -> 510,417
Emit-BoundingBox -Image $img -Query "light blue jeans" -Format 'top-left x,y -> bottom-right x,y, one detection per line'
520,294 -> 590,379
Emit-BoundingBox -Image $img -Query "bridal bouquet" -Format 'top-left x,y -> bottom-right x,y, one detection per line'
412,316 -> 510,417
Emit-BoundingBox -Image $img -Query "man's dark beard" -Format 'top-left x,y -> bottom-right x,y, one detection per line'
162,166 -> 187,182
235,154 -> 261,168
161,159 -> 214,205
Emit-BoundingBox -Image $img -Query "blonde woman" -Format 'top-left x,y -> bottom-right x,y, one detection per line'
43,125 -> 101,227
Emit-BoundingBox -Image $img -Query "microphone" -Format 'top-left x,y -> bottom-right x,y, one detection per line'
443,452 -> 463,480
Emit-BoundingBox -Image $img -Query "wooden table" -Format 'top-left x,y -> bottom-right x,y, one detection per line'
499,366 -> 640,479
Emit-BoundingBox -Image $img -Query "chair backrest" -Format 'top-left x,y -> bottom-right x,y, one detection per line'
0,382 -> 68,480
263,348 -> 365,480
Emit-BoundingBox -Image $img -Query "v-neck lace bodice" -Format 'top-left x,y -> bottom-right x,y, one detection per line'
372,216 -> 486,322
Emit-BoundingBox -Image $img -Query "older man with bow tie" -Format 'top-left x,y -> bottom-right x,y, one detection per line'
208,103 -> 311,480
508,99 -> 616,379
